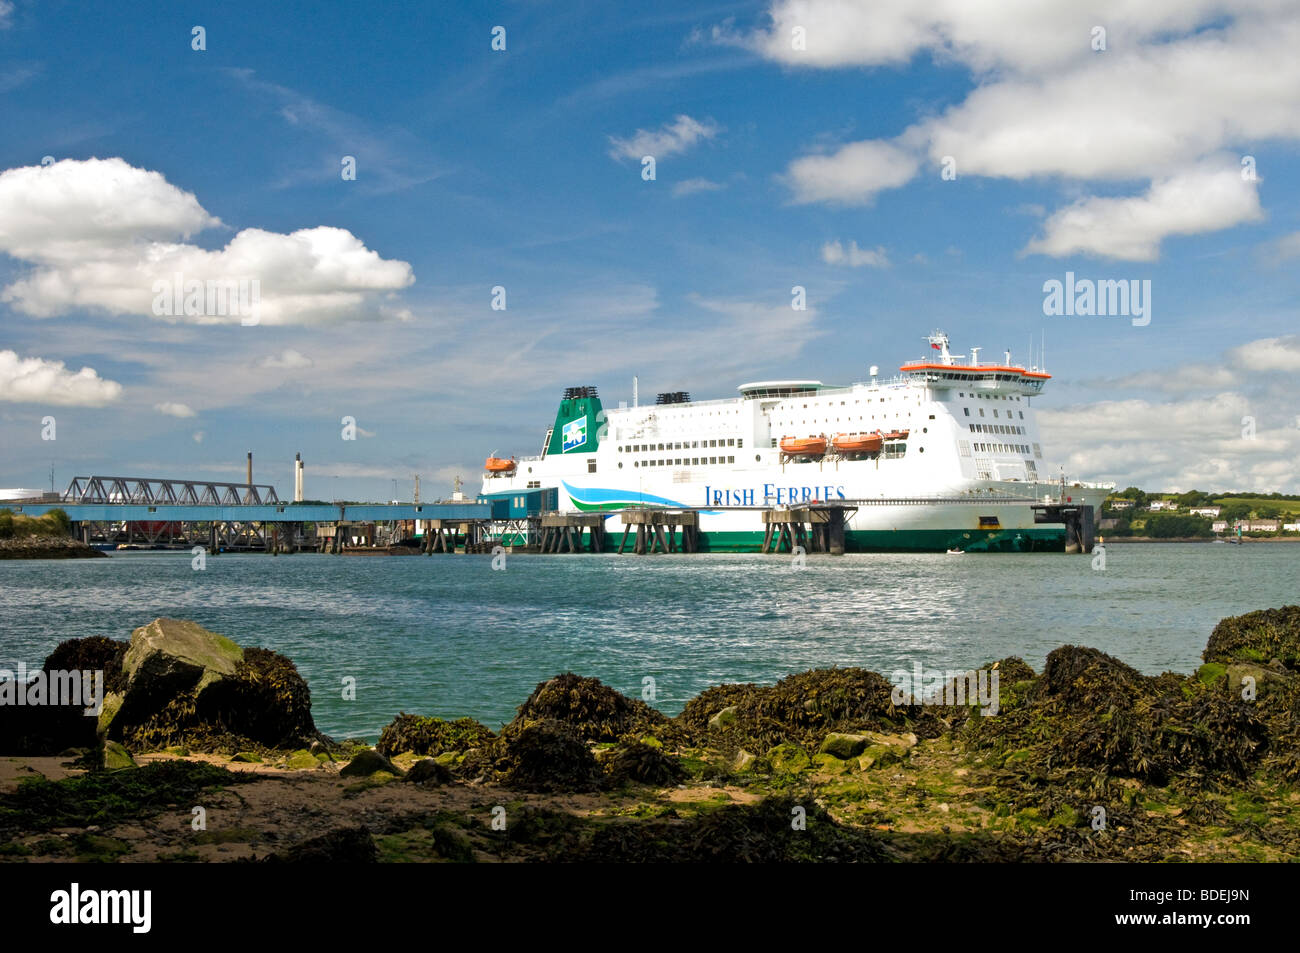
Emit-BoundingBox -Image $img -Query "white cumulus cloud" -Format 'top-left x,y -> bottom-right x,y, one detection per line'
153,401 -> 196,418
0,350 -> 122,407
738,1 -> 1300,258
1022,165 -> 1264,261
786,140 -> 918,206
0,158 -> 414,325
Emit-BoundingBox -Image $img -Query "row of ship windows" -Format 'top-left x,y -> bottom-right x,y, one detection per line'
975,443 -> 1031,454
621,438 -> 741,451
960,392 -> 1023,401
625,456 -> 737,468
795,397 -> 920,408
963,407 -> 1025,419
971,423 -> 1025,435
775,414 -> 909,426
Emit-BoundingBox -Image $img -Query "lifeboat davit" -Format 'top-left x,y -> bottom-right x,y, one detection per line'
484,456 -> 517,474
831,431 -> 883,454
882,429 -> 910,441
779,435 -> 828,456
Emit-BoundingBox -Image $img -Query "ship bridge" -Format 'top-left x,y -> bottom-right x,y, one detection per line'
900,332 -> 1049,396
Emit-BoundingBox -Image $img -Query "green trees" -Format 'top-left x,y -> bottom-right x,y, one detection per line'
1144,513 -> 1213,538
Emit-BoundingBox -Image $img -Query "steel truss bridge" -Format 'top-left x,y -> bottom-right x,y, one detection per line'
8,476 -> 488,551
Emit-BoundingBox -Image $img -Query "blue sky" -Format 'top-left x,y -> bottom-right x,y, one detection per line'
2,0 -> 1299,499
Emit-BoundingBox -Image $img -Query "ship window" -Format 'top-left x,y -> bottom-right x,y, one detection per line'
928,414 -> 935,419
692,458 -> 699,465
1019,411 -> 1024,419
979,409 -> 985,417
728,456 -> 734,463
588,460 -> 597,473
618,462 -> 623,469
633,461 -> 638,467
755,454 -> 761,461
738,439 -> 743,447
994,410 -> 999,417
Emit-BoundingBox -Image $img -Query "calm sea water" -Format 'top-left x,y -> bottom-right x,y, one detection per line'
1,544 -> 1295,740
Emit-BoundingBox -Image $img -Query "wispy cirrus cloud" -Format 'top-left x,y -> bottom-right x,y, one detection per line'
608,114 -> 720,161
821,240 -> 889,268
224,68 -> 446,195
672,177 -> 726,197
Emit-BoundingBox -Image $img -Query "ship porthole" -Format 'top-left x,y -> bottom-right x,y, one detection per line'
527,467 -> 532,473
618,462 -> 623,468
755,454 -> 761,461
919,447 -> 924,452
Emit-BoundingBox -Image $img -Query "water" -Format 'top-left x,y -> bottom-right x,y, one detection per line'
1,544 -> 1295,740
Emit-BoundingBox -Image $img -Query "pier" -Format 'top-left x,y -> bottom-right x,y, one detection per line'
6,476 -> 1095,556
761,504 -> 854,555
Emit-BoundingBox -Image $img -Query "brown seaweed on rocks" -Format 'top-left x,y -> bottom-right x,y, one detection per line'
1203,605 -> 1300,667
604,740 -> 686,786
555,797 -> 888,862
509,672 -> 667,742
964,644 -> 1268,786
669,667 -> 931,750
119,645 -> 319,752
375,713 -> 495,758
491,719 -> 605,792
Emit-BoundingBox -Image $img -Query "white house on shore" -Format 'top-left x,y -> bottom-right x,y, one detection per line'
1148,500 -> 1178,511
1188,506 -> 1221,517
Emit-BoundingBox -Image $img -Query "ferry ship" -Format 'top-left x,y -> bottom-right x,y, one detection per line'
479,333 -> 1112,552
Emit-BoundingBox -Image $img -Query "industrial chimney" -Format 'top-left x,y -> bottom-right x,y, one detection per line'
246,451 -> 253,485
294,453 -> 304,502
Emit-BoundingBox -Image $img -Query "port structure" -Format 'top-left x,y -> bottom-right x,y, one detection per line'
6,477 -> 1094,555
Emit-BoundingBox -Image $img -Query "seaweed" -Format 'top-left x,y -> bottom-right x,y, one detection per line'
376,714 -> 495,758
510,672 -> 667,742
0,760 -> 245,833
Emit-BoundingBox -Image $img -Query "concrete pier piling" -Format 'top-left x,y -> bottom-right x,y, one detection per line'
761,505 -> 849,554
615,509 -> 699,554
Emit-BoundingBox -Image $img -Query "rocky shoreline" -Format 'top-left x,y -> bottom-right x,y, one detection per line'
1,610 -> 1297,862
0,536 -> 106,559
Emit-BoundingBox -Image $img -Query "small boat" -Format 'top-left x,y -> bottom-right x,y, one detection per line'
882,429 -> 910,441
779,435 -> 828,456
946,548 -> 964,555
484,455 -> 517,474
831,431 -> 883,454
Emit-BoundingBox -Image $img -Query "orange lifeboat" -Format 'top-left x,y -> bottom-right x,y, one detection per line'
831,431 -> 883,454
882,429 -> 910,441
779,435 -> 828,456
484,456 -> 517,474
